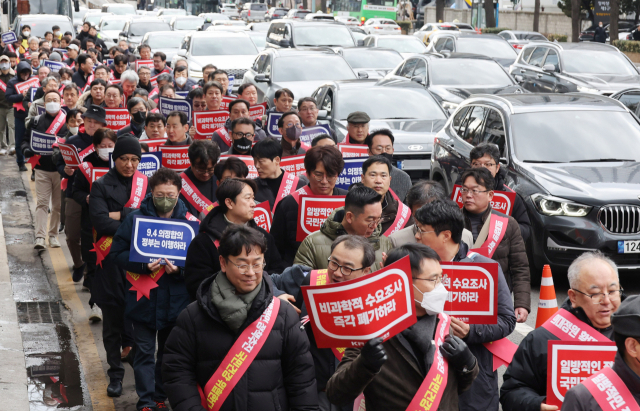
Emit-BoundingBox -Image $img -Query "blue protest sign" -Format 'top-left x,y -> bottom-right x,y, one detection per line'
54,48 -> 68,56
109,151 -> 163,178
228,74 -> 235,94
30,131 -> 57,155
1,31 -> 17,44
175,90 -> 189,99
266,112 -> 282,137
30,88 -> 37,102
158,96 -> 192,124
300,124 -> 332,146
106,59 -> 114,66
37,105 -> 45,116
43,60 -> 65,72
129,215 -> 199,266
335,156 -> 368,191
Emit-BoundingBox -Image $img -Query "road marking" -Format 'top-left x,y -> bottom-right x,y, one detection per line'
25,168 -> 115,411
515,322 -> 535,337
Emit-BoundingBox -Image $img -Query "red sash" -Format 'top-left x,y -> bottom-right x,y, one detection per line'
0,79 -> 7,92
149,87 -> 159,99
46,110 -> 66,135
199,297 -> 281,411
540,309 -> 611,342
126,267 -> 166,301
180,172 -> 215,215
406,313 -> 451,411
310,270 -> 347,360
470,213 -> 509,259
273,171 -> 299,213
79,162 -> 92,183
291,186 -> 311,206
90,235 -> 113,268
185,212 -> 199,222
383,189 -> 411,237
215,127 -> 231,146
78,144 -> 95,161
582,365 -> 640,411
7,44 -> 14,53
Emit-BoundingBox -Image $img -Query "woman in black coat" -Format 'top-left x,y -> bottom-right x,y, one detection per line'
184,178 -> 286,301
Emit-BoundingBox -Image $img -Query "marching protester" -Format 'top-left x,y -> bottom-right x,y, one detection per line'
252,137 -> 308,209
0,55 -> 15,156
118,97 -> 148,138
164,111 -> 192,146
500,251 -> 622,411
278,111 -> 307,157
203,80 -> 223,111
184,178 -> 285,300
227,117 -> 257,155
238,83 -> 258,106
110,168 -> 192,411
326,243 -> 479,411
272,145 -> 347,265
269,88 -> 294,113
111,55 -> 129,81
311,134 -> 336,147
62,84 -> 80,111
173,66 -> 196,93
298,97 -> 330,130
364,129 -> 411,201
212,98 -> 266,152
137,66 -> 153,93
345,111 -> 369,145
6,61 -> 36,172
77,79 -> 108,110
212,70 -> 233,97
179,140 -> 220,219
162,225 -> 318,410
460,168 -> 531,323
72,54 -> 94,89
213,156 -> 249,184
121,70 -> 139,100
105,85 -> 124,109
141,113 -> 166,141
152,52 -> 172,77
27,75 -> 60,124
197,64 -> 217,88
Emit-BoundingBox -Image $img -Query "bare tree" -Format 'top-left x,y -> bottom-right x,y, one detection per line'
610,0 -> 619,42
484,0 -> 496,27
533,0 -> 540,31
436,0 -> 445,22
571,0 -> 580,41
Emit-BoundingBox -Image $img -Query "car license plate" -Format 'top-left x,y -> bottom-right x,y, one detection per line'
618,240 -> 640,253
399,159 -> 429,170
234,78 -> 243,85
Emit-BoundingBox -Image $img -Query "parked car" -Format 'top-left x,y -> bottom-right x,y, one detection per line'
454,22 -> 476,33
206,21 -> 249,32
72,6 -> 89,32
427,32 -> 518,67
363,34 -> 427,58
82,11 -> 111,32
349,26 -> 367,44
12,14 -> 75,39
579,21 -> 636,41
335,15 -> 359,26
508,42 -> 640,95
362,18 -> 401,35
220,3 -> 241,19
305,12 -> 335,21
430,93 -> 640,272
140,30 -> 186,62
248,31 -> 267,51
241,3 -> 268,22
498,30 -> 548,49
170,16 -> 205,31
119,18 -> 172,51
412,22 -> 459,44
248,22 -> 272,32
200,14 -> 231,30
338,47 -> 404,79
98,15 -> 131,44
101,3 -> 136,15
611,88 -> 640,116
266,20 -> 356,48
284,9 -> 312,19
266,7 -> 289,21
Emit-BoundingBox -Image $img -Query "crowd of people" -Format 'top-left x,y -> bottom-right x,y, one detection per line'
1,22 -> 638,411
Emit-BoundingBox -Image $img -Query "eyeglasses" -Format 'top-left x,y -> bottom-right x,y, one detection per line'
299,107 -> 317,113
472,162 -> 496,168
367,216 -> 390,228
327,258 -> 365,277
373,146 -> 393,154
571,288 -> 623,304
285,123 -> 302,129
413,225 -> 435,236
193,102 -> 207,109
413,275 -> 444,286
233,132 -> 254,139
460,187 -> 489,195
311,171 -> 337,183
193,166 -> 215,175
227,259 -> 266,274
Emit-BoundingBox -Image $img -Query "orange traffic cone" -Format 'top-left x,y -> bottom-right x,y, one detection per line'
535,265 -> 559,329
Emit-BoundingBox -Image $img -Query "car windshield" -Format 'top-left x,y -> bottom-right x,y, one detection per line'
562,50 -> 638,75
456,38 -> 518,59
175,17 -> 204,30
130,22 -> 171,36
294,26 -> 355,46
455,24 -> 473,30
25,20 -> 74,38
191,36 -> 257,56
343,50 -> 403,69
101,19 -> 127,30
109,6 -> 136,15
512,110 -> 640,162
249,34 -> 266,49
273,56 -> 355,82
337,88 -> 446,120
25,0 -> 68,14
274,9 -> 287,15
296,11 -> 312,17
146,33 -> 184,49
85,14 -> 103,25
430,59 -> 512,86
74,9 -> 89,20
376,37 -> 426,53
515,33 -> 546,40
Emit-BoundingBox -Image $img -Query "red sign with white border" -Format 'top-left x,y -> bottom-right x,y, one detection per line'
451,184 -> 516,216
302,255 -> 417,348
218,154 -> 258,179
254,201 -> 272,232
220,96 -> 236,111
105,108 -> 130,131
193,110 -> 229,138
546,341 -> 617,408
135,60 -> 154,71
337,143 -> 368,158
280,154 -> 306,177
440,261 -> 499,324
143,139 -> 166,152
58,143 -> 81,168
296,195 -> 345,242
249,103 -> 267,122
15,77 -> 40,94
92,167 -> 108,183
160,145 -> 190,171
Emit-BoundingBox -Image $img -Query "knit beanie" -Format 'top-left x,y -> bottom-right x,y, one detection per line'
112,136 -> 141,161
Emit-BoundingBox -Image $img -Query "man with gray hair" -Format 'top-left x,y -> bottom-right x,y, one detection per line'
120,69 -> 139,100
501,251 -> 623,411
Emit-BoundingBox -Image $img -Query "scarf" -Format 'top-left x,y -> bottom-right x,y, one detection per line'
211,272 -> 262,332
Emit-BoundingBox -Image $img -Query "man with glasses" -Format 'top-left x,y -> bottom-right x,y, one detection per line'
501,251 -> 623,411
365,129 -> 411,202
360,156 -> 413,236
294,185 -> 393,271
277,111 -> 307,157
213,99 -> 267,152
179,140 -> 221,219
414,199 -> 516,411
272,145 -> 348,266
227,117 -> 257,155
298,97 -> 336,136
461,168 -> 531,323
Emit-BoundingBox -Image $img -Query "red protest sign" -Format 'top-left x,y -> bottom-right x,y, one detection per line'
135,60 -> 154,71
58,143 -> 81,167
160,145 -> 190,171
254,201 -> 272,232
144,139 -> 167,152
219,154 -> 258,179
193,110 -> 229,138
337,143 -> 368,158
15,77 -> 40,94
249,103 -> 267,122
451,184 -> 517,216
302,255 -> 416,348
105,108 -> 130,131
546,341 -> 617,408
280,154 -> 306,177
92,167 -> 108,183
220,96 -> 236,110
296,195 -> 346,242
440,261 -> 499,324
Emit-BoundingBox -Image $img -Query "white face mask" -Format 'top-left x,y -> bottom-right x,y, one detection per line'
0,63 -> 9,71
98,147 -> 114,161
45,102 -> 60,114
62,80 -> 72,87
414,282 -> 449,316
175,76 -> 187,86
68,126 -> 79,135
22,31 -> 30,37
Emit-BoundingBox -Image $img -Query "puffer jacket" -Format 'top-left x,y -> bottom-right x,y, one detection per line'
463,206 -> 531,312
161,273 -> 319,411
293,208 -> 393,271
110,194 -> 191,330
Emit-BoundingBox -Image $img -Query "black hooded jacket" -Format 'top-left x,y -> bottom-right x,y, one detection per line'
494,167 -> 532,243
6,61 -> 34,119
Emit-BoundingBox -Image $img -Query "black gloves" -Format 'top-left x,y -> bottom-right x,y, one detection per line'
360,337 -> 387,373
439,335 -> 476,372
23,147 -> 34,158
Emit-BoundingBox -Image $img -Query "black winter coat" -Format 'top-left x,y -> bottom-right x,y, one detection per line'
494,168 -> 532,243
272,185 -> 348,266
23,112 -> 69,172
57,131 -> 93,197
500,298 -> 614,411
117,121 -> 144,138
253,169 -> 308,209
161,274 -> 319,411
6,61 -> 33,119
184,206 -> 286,301
178,167 -> 218,219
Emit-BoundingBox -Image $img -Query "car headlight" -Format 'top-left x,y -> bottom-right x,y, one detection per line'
531,193 -> 592,217
577,85 -> 600,94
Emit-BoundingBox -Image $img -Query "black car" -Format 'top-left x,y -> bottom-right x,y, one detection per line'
337,47 -> 404,79
266,7 -> 289,21
312,79 -> 448,180
509,42 -> 640,95
265,19 -> 357,49
579,21 -> 636,41
425,32 -> 519,68
430,93 -> 640,272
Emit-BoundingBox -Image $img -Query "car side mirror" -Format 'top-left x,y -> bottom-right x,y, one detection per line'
542,64 -> 556,73
357,71 -> 369,79
441,49 -> 451,57
119,31 -> 127,38
278,39 -> 290,47
514,74 -> 524,83
357,39 -> 364,47
255,73 -> 270,82
411,75 -> 424,85
317,109 -> 328,119
177,49 -> 187,57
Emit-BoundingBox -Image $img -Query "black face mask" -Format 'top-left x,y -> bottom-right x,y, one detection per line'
132,111 -> 146,124
380,152 -> 394,163
233,137 -> 252,153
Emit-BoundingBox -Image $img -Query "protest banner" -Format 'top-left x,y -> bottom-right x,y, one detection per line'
218,154 -> 258,179
30,131 -> 57,155
280,154 -> 306,177
135,60 -> 154,71
15,77 -> 40,94
249,103 -> 267,122
36,105 -> 45,116
254,201 -> 272,233
1,31 -> 17,44
176,90 -> 189,99
266,112 -> 282,137
54,48 -> 69,58
160,145 -> 190,171
30,87 -> 37,102
92,167 -> 108,183
129,215 -> 199,267
300,124 -> 332,147
193,110 -> 229,139
43,60 -> 65,72
143,139 -> 166,152
439,261 -> 499,324
451,184 -> 517,216
302,255 -> 416,348
337,143 -> 368,158
158,97 -> 192,122
546,341 -> 617,408
220,96 -> 236,110
296,195 -> 346,242
105,108 -> 130,130
335,157 -> 367,191
58,143 -> 82,167
110,152 -> 162,177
